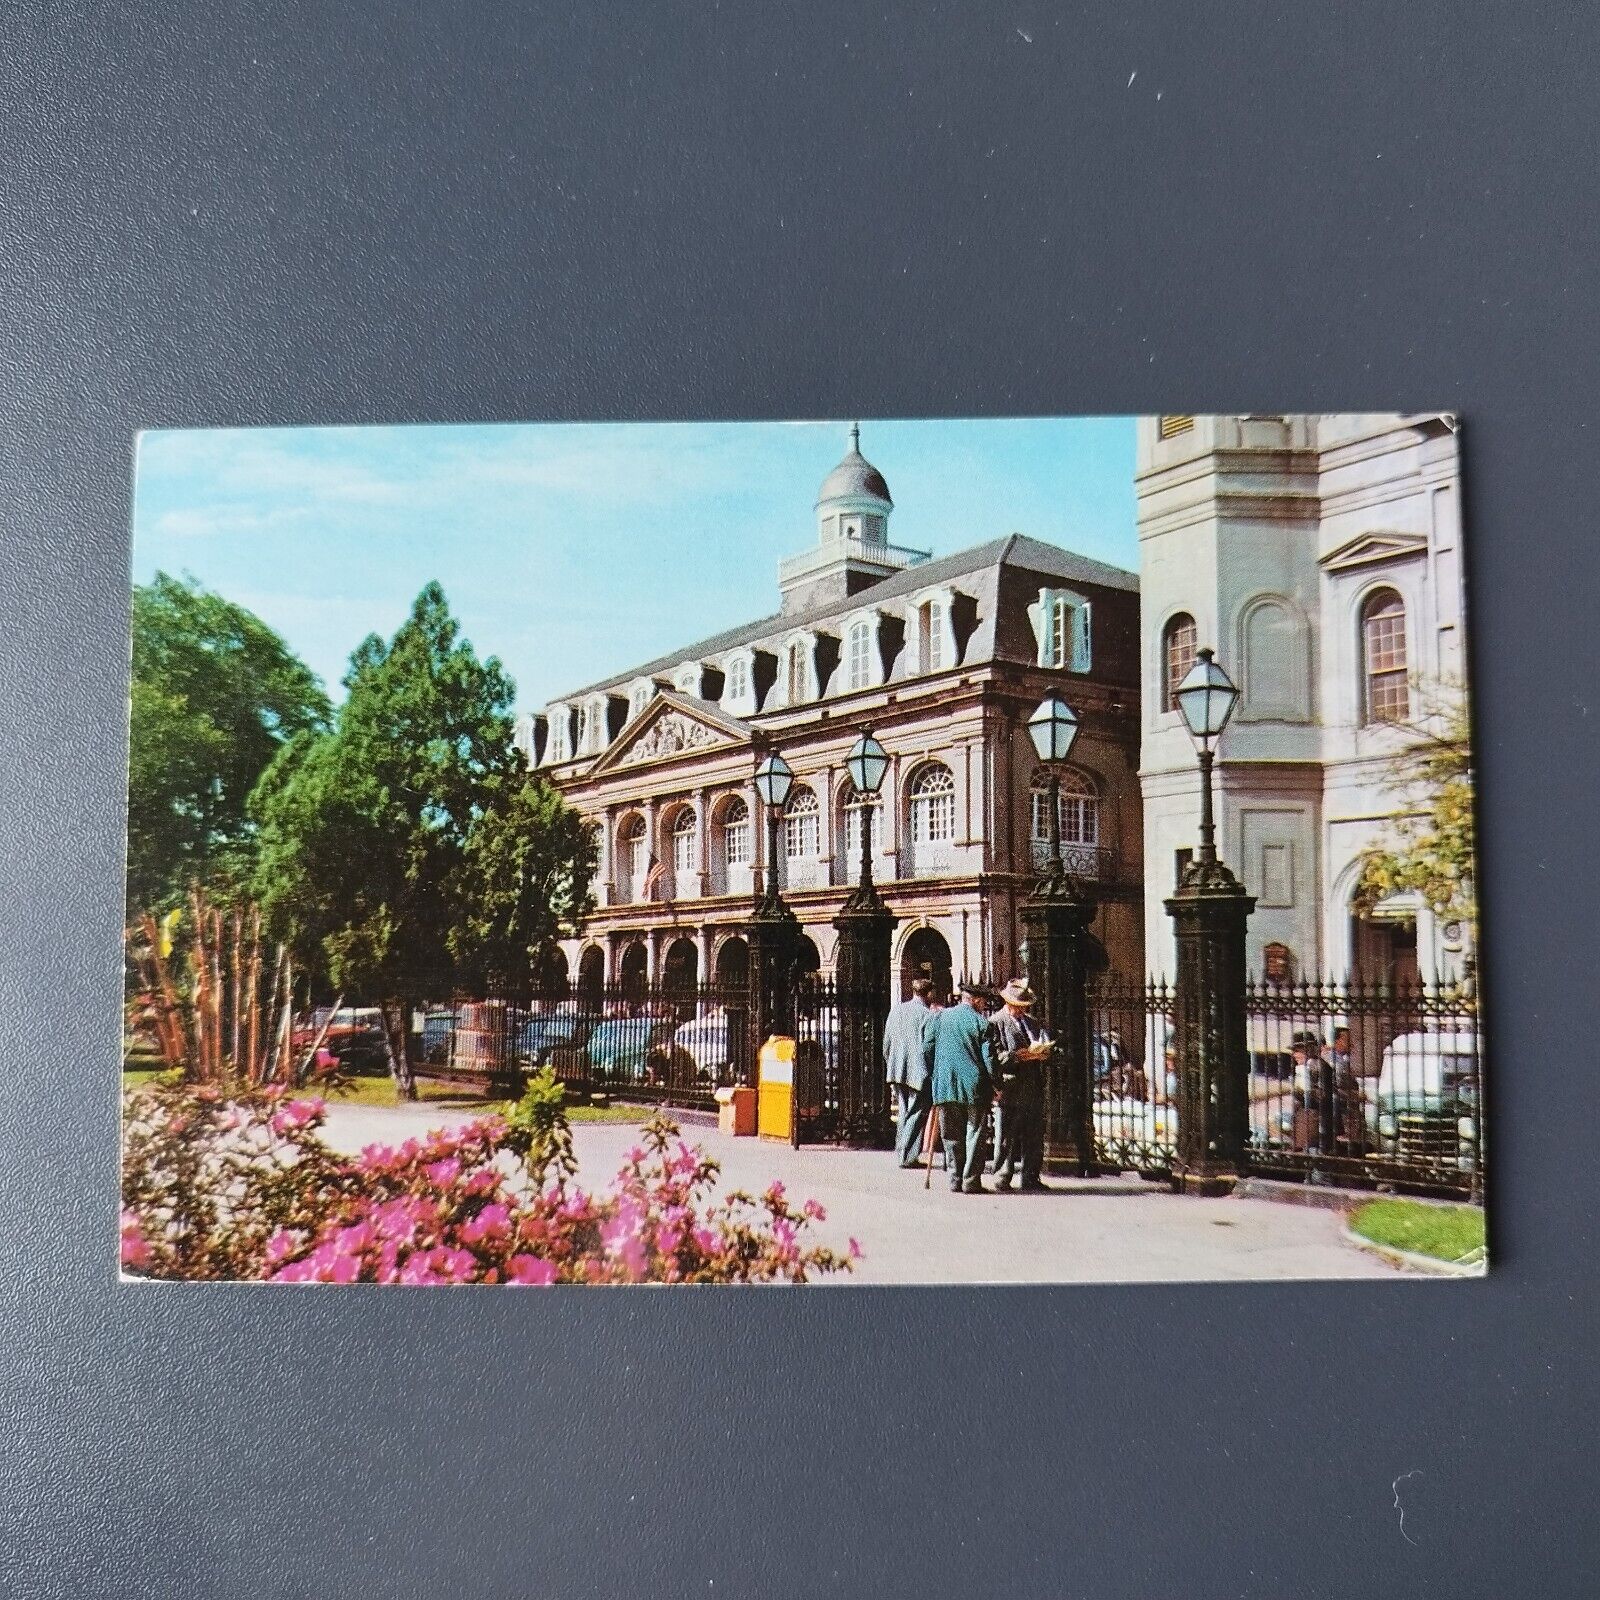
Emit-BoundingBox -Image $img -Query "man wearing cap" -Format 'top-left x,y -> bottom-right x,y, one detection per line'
990,978 -> 1050,1191
931,983 -> 997,1193
883,978 -> 938,1169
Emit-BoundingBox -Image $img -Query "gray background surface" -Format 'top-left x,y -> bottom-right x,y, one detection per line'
2,3 -> 1595,1595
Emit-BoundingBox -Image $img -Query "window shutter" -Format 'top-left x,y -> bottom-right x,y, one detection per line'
1072,600 -> 1092,672
1027,592 -> 1048,666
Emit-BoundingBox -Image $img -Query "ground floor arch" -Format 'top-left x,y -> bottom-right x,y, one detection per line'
792,934 -> 822,980
618,940 -> 648,1001
900,925 -> 952,1001
714,934 -> 749,986
576,944 -> 605,1006
663,936 -> 699,995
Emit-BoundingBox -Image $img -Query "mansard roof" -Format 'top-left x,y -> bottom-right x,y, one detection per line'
555,533 -> 1137,702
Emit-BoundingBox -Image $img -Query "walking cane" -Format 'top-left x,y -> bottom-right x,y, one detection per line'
923,1103 -> 941,1190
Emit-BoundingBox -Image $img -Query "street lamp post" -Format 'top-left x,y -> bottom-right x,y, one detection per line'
834,730 -> 895,1147
745,745 -> 800,1075
1020,694 -> 1100,1176
1166,646 -> 1256,1193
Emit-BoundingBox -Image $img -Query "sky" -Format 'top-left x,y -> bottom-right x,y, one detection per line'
131,417 -> 1139,711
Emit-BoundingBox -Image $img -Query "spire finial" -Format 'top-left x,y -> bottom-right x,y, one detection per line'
849,421 -> 861,454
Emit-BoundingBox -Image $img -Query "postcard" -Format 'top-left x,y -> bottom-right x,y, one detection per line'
122,415 -> 1484,1283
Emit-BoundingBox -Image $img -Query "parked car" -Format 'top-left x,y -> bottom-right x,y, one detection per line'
292,1006 -> 388,1075
585,1015 -> 694,1087
517,1010 -> 598,1068
1367,1030 -> 1480,1169
673,1008 -> 735,1080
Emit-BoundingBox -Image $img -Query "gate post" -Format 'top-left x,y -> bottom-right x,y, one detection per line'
745,904 -> 799,1086
1165,859 -> 1255,1194
1022,871 -> 1101,1176
833,889 -> 896,1149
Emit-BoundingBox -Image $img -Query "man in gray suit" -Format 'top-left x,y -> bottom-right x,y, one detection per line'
989,978 -> 1049,1191
932,982 -> 997,1193
883,978 -> 938,1168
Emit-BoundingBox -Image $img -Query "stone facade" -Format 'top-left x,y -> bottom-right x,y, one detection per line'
516,428 -> 1146,997
1136,413 -> 1469,983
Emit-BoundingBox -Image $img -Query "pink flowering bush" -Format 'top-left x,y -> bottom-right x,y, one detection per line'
122,1073 -> 855,1285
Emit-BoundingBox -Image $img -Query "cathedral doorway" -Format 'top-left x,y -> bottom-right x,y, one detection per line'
901,927 -> 952,1001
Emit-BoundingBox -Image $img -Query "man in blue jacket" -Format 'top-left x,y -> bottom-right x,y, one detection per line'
883,978 -> 938,1168
932,982 -> 997,1193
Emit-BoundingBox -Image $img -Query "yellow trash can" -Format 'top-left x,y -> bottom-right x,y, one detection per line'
757,1037 -> 795,1141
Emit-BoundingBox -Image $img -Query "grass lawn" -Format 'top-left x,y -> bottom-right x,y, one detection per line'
121,1068 -> 649,1123
1349,1198 -> 1486,1264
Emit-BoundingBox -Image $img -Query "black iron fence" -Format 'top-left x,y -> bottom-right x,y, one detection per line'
419,982 -> 753,1112
790,977 -> 888,1147
1085,977 -> 1178,1177
1240,978 -> 1482,1198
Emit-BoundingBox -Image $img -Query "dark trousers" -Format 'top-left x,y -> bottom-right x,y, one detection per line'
938,1102 -> 989,1191
993,1094 -> 1044,1184
894,1081 -> 932,1167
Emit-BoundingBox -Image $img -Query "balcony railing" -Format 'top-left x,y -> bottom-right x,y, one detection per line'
1029,840 -> 1111,880
777,535 -> 931,587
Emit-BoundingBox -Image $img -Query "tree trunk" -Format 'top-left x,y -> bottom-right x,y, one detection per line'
382,999 -> 417,1101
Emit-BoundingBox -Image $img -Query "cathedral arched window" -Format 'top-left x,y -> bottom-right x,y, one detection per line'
784,787 -> 820,859
908,763 -> 956,845
1163,613 -> 1197,712
1361,589 -> 1409,723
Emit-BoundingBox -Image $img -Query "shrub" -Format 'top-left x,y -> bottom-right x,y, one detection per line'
121,1073 -> 856,1285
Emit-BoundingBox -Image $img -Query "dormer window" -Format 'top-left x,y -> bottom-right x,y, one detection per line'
787,641 -> 809,704
574,704 -> 589,753
630,685 -> 650,721
846,620 -> 873,691
725,656 -> 748,703
1029,587 -> 1092,673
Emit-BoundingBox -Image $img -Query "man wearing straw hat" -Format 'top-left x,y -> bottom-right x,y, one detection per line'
989,978 -> 1051,1191
931,982 -> 997,1193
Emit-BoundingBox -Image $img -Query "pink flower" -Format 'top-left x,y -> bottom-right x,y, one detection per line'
691,1226 -> 720,1256
764,1180 -> 786,1204
506,1254 -> 558,1285
359,1143 -> 397,1171
803,1199 -> 826,1222
424,1157 -> 461,1188
270,1098 -> 324,1135
119,1210 -> 152,1271
264,1229 -> 301,1267
461,1203 -> 511,1245
848,1237 -> 863,1261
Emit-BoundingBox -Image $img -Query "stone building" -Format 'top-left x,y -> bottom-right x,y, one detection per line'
515,427 -> 1145,998
1136,412 -> 1470,983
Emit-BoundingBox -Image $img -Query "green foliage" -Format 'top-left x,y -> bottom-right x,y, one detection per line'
1349,1198 -> 1485,1264
249,582 -> 593,1011
452,774 -> 597,992
1353,682 -> 1477,936
499,1065 -> 578,1190
128,574 -> 330,909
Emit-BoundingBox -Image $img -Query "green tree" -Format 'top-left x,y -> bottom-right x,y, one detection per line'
451,773 -> 597,994
1353,680 -> 1477,952
251,583 -> 591,1097
128,574 -> 330,909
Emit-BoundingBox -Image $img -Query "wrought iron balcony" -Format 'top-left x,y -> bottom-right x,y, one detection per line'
1029,840 -> 1112,880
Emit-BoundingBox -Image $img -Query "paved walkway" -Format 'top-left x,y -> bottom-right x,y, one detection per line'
318,1102 -> 1400,1285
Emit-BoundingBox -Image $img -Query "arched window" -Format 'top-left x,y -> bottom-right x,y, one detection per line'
784,787 -> 820,859
721,795 -> 750,868
1361,589 -> 1409,723
846,621 -> 872,691
1163,614 -> 1197,712
841,782 -> 883,864
725,656 -> 748,703
670,807 -> 698,875
619,815 -> 648,901
908,763 -> 956,845
1030,770 -> 1100,848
